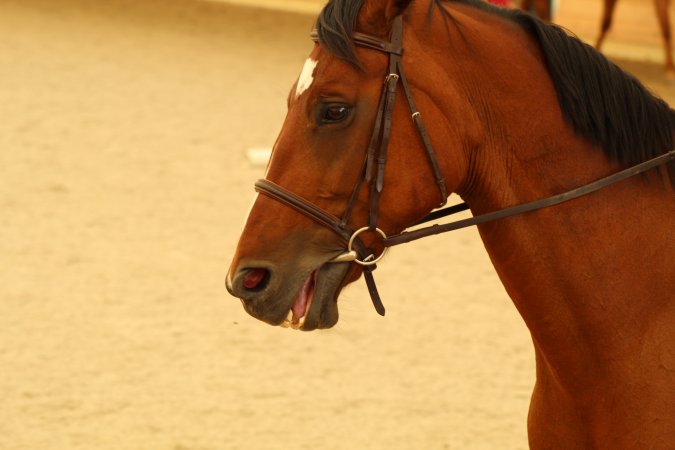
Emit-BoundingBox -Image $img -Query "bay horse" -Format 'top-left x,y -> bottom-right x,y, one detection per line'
596,0 -> 674,76
226,0 -> 675,447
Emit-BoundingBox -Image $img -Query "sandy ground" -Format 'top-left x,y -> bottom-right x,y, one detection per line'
1,1 -> 672,449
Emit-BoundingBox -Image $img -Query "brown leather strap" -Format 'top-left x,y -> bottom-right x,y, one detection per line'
365,85 -> 389,184
310,30 -> 403,56
340,156 -> 368,228
367,17 -> 405,229
385,150 -> 675,246
353,31 -> 403,55
414,202 -> 470,226
397,61 -> 449,206
369,73 -> 401,229
363,266 -> 386,315
255,179 -> 353,242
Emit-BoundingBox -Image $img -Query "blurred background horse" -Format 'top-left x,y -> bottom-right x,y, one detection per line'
596,0 -> 674,76
487,0 -> 552,20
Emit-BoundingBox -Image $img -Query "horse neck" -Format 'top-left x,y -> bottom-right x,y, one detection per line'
408,4 -> 675,371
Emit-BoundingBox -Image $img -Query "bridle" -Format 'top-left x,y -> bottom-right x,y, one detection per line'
254,15 -> 675,316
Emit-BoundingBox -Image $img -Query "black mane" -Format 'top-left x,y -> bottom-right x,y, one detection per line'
316,0 -> 675,185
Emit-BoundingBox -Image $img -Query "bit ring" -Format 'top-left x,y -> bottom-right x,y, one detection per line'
348,227 -> 388,266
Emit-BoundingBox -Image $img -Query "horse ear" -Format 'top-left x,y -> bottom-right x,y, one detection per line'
357,0 -> 414,37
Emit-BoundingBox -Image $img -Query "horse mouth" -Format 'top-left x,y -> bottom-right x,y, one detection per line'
281,269 -> 318,330
275,261 -> 349,331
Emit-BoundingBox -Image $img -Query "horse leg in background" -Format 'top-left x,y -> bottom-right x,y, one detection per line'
533,0 -> 551,21
520,0 -> 551,21
521,0 -> 532,15
654,0 -> 675,76
596,0 -> 619,49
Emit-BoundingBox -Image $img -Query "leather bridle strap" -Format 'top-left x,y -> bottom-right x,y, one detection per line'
396,60 -> 449,207
254,179 -> 353,242
352,31 -> 403,55
367,66 -> 401,229
385,150 -> 675,246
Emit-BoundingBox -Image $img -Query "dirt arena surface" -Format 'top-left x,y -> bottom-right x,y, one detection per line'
1,1 -> 672,449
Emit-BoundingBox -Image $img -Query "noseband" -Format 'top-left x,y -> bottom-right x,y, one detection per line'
254,15 -> 675,316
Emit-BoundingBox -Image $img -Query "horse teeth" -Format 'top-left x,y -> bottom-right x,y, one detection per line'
290,316 -> 306,330
280,310 -> 306,330
280,310 -> 293,329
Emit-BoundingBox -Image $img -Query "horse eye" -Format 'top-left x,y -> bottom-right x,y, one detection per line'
320,104 -> 351,124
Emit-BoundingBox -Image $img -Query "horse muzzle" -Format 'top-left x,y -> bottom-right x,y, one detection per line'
226,259 -> 351,330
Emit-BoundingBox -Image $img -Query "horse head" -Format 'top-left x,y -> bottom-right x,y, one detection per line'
226,0 -> 473,330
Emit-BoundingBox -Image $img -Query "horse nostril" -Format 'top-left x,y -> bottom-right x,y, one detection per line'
243,268 -> 269,291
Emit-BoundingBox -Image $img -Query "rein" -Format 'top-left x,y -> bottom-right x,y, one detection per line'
255,16 -> 675,316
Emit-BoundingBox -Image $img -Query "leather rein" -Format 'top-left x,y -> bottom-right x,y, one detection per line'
254,16 -> 675,316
